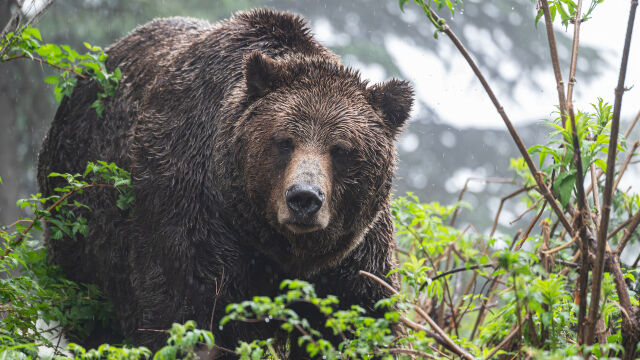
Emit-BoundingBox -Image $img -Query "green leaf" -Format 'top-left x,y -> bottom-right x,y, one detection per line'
43,75 -> 59,85
594,159 -> 607,173
553,170 -> 576,207
21,27 -> 42,41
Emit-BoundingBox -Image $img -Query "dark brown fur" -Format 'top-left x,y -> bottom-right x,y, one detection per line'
37,9 -> 413,358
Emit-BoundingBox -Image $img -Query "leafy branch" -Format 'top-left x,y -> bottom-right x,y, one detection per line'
0,24 -> 121,116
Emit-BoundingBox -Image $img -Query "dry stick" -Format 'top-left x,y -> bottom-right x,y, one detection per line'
424,6 -> 573,236
560,0 -> 593,344
586,0 -> 638,348
612,141 -> 640,192
490,186 -> 535,237
585,115 -> 640,198
429,264 -> 494,282
449,177 -> 516,226
540,0 -> 569,126
359,270 -> 475,360
453,228 -> 520,318
483,317 -> 527,360
399,315 -> 458,359
515,201 -> 548,251
386,348 -> 438,359
470,207 -> 544,340
543,232 -> 578,255
608,213 -> 638,240
589,163 -> 601,233
615,211 -> 640,256
509,196 -> 543,225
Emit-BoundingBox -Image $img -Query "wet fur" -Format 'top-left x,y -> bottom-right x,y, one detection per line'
38,9 -> 413,357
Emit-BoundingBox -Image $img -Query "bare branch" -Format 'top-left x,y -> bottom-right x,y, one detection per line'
359,270 -> 475,360
614,211 -> 640,256
587,0 -> 638,348
424,5 -> 574,235
540,0 -> 568,126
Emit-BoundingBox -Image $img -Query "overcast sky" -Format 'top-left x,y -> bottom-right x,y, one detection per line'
332,1 -> 640,130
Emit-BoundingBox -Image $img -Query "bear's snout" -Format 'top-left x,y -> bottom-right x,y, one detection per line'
286,183 -> 325,220
276,149 -> 332,234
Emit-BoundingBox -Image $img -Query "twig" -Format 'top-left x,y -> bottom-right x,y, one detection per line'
1,54 -> 88,79
385,348 -> 438,359
359,270 -> 475,360
541,219 -> 553,274
543,232 -> 578,255
483,317 -> 527,360
490,186 -> 535,237
587,0 -> 638,348
209,268 -> 225,332
585,115 -> 640,197
555,0 -> 592,345
509,197 -> 543,225
424,5 -> 574,236
450,177 -> 516,226
612,141 -> 640,192
430,264 -> 494,282
470,229 -> 524,340
0,0 -> 55,59
0,2 -> 23,59
614,211 -> 640,256
540,0 -> 569,126
515,201 -> 547,250
0,183 -> 113,260
608,213 -> 638,240
589,162 -> 601,232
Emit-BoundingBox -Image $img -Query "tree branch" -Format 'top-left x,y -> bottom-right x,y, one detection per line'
359,270 -> 475,360
1,54 -> 88,79
424,5 -> 574,236
587,0 -> 638,349
540,0 -> 569,125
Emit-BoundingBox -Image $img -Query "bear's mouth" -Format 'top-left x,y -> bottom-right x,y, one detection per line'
283,220 -> 324,234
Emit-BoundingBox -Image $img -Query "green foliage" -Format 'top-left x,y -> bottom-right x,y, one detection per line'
527,99 -> 626,208
152,322 -> 214,360
397,0 -> 463,36
0,161 -> 133,359
224,280 -> 419,359
0,25 -> 121,117
534,0 -> 605,28
59,321 -> 213,360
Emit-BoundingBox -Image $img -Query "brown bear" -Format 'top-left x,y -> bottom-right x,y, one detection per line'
37,8 -> 413,358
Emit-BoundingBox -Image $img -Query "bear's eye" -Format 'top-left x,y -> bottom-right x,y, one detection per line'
274,137 -> 294,156
330,145 -> 355,169
331,145 -> 350,159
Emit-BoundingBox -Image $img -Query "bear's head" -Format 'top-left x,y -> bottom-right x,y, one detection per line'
230,51 -> 413,273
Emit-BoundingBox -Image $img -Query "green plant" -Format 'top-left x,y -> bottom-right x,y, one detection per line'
0,161 -> 133,358
0,25 -> 121,116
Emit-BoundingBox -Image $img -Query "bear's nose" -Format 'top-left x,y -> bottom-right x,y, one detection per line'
286,184 -> 324,219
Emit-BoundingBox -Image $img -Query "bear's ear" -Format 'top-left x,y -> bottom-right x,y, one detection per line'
366,79 -> 414,136
243,51 -> 280,100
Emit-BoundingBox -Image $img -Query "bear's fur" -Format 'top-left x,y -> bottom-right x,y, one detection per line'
37,8 -> 413,358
